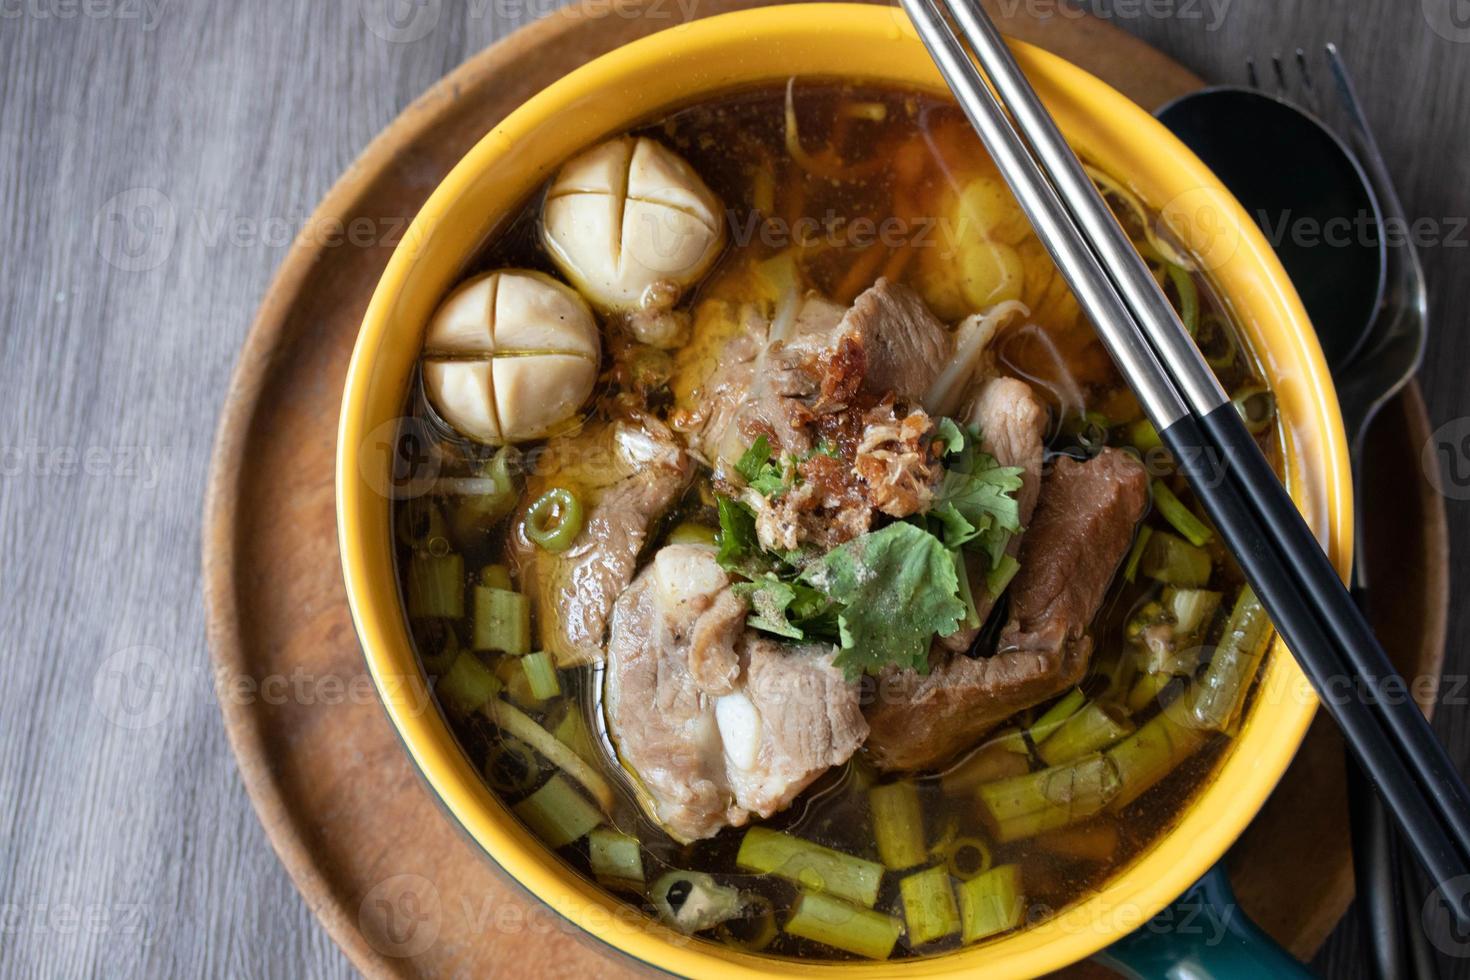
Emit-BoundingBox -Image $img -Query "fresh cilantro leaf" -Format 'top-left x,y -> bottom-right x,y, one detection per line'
715,497 -> 763,574
934,417 -> 967,458
734,435 -> 771,483
749,461 -> 788,497
933,454 -> 1025,568
732,577 -> 806,639
802,522 -> 967,680
733,575 -> 838,641
735,436 -> 794,497
930,501 -> 979,549
787,582 -> 839,636
952,547 -> 982,631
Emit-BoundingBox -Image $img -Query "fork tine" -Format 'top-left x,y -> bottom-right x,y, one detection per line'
1246,55 -> 1260,89
1293,48 -> 1323,116
1323,44 -> 1409,226
1295,48 -> 1313,89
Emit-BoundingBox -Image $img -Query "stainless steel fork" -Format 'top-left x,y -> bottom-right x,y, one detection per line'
1251,46 -> 1429,459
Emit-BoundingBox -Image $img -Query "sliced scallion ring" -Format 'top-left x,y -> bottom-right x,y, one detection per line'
944,836 -> 994,881
524,487 -> 584,552
1232,386 -> 1277,435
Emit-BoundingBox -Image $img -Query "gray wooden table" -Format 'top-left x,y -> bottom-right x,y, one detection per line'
2,1 -> 1467,976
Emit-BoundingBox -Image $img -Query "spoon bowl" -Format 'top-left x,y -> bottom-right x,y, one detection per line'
1157,87 -> 1386,371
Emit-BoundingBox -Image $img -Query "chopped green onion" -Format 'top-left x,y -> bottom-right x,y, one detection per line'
869,781 -> 927,870
651,870 -> 743,933
483,736 -> 540,794
479,563 -> 513,590
1187,586 -> 1272,733
943,836 -> 993,881
1165,263 -> 1199,336
407,552 -> 465,619
496,656 -> 545,709
1105,709 -> 1208,811
512,774 -> 601,848
1165,587 -> 1223,636
418,627 -> 460,677
1123,525 -> 1153,583
928,815 -> 960,861
524,487 -> 583,552
977,754 -> 1121,843
1198,313 -> 1239,369
474,586 -> 530,655
1037,702 -> 1135,766
900,866 -> 961,945
1001,688 -> 1086,754
588,827 -> 644,887
1140,530 -> 1212,587
958,864 -> 1025,943
396,497 -> 448,550
1127,671 -> 1176,714
1127,418 -> 1164,454
1232,386 -> 1277,436
1070,410 -> 1111,452
437,652 -> 501,715
1151,480 -> 1214,547
519,651 -> 561,700
783,891 -> 903,960
484,698 -> 614,811
735,827 -> 883,906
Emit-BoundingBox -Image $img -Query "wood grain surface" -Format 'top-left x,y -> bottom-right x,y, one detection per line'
2,1 -> 1468,978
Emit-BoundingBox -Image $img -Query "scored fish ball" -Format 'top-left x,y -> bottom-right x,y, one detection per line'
421,269 -> 600,445
542,137 -> 725,312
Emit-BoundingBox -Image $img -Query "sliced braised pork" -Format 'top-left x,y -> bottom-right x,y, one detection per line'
998,448 -> 1152,660
509,417 -> 692,666
838,278 -> 952,403
604,544 -> 868,841
693,296 -> 831,468
690,283 -> 959,554
864,447 -> 1149,771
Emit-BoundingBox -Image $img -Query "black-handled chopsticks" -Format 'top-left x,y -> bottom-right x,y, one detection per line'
900,0 -> 1470,924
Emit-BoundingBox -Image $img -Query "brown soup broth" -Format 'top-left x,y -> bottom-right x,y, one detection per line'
393,80 -> 1282,962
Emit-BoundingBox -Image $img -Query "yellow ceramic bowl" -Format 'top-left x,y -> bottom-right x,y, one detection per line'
338,6 -> 1352,976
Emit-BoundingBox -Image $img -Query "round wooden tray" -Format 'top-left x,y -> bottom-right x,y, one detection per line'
202,1 -> 1449,975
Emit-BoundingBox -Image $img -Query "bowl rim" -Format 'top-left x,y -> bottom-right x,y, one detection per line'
336,6 -> 1353,976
